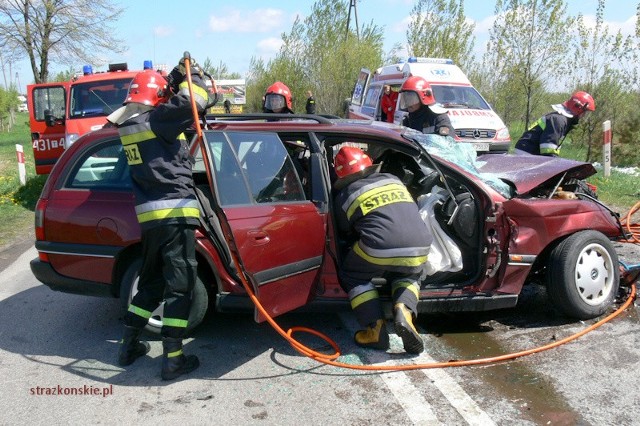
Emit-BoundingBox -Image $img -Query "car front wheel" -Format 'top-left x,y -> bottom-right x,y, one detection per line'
119,258 -> 209,335
546,230 -> 619,320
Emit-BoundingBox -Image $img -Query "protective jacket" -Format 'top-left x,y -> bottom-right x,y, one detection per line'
116,78 -> 209,232
305,96 -> 316,114
336,172 -> 432,275
515,112 -> 579,156
380,91 -> 398,123
402,105 -> 454,136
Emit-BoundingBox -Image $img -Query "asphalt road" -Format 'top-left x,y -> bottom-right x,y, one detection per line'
0,242 -> 639,425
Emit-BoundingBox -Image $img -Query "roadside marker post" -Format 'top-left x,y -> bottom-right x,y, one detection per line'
602,120 -> 611,178
16,144 -> 26,185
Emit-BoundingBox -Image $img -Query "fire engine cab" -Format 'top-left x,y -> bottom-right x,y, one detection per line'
27,61 -> 155,174
348,57 -> 511,153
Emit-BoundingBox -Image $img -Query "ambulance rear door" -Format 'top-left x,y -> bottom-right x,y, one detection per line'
27,82 -> 70,174
348,68 -> 374,119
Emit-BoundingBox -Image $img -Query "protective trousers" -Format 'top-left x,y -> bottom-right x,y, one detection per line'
124,224 -> 197,338
340,248 -> 420,327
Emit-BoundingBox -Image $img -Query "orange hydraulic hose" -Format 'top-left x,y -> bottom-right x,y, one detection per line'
620,201 -> 640,243
182,66 -> 638,370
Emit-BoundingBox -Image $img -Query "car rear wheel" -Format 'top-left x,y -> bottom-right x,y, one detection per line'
546,230 -> 619,320
119,258 -> 209,335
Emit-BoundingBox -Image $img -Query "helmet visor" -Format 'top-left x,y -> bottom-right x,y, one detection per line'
399,91 -> 421,111
265,93 -> 286,111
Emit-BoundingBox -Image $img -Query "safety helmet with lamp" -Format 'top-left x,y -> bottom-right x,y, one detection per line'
264,81 -> 293,112
124,70 -> 169,107
334,146 -> 373,178
399,76 -> 436,111
563,91 -> 595,117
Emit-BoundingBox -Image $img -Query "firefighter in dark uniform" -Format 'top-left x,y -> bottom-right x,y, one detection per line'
334,147 -> 433,353
514,91 -> 595,156
108,58 -> 214,380
399,76 -> 454,137
305,90 -> 316,114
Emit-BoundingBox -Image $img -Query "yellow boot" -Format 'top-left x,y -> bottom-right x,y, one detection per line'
354,319 -> 389,350
394,303 -> 424,354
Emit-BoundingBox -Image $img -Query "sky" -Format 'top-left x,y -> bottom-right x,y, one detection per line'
8,0 -> 638,92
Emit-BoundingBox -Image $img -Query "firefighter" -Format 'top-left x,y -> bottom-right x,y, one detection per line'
333,146 -> 433,353
514,91 -> 596,156
399,76 -> 454,137
107,58 -> 215,380
305,90 -> 316,114
264,81 -> 294,113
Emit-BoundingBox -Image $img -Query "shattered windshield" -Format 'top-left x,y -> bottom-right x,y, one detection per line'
408,132 -> 513,198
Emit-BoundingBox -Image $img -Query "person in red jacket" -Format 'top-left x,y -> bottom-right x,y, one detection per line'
380,85 -> 398,123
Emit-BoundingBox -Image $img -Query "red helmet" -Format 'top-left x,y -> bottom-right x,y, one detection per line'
563,91 -> 595,117
399,76 -> 436,110
264,81 -> 293,113
334,146 -> 373,178
125,70 -> 169,106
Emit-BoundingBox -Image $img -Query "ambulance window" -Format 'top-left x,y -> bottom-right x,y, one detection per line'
363,85 -> 383,109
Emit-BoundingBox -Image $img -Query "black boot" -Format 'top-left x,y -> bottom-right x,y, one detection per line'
161,337 -> 199,381
117,325 -> 150,366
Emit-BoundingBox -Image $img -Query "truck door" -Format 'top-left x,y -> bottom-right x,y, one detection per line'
201,130 -> 326,322
348,68 -> 372,119
27,82 -> 69,174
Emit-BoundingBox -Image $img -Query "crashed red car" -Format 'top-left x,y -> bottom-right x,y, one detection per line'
30,115 -> 630,333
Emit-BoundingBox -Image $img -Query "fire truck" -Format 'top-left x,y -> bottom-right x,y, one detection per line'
27,61 -> 155,174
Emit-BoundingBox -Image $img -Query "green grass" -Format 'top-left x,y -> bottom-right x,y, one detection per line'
0,113 -> 42,247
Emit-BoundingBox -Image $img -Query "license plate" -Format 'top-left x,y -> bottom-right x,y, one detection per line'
471,143 -> 489,151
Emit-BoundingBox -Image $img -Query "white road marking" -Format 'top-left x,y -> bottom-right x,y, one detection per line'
339,313 -> 496,426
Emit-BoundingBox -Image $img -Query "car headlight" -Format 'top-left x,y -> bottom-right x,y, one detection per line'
496,127 -> 510,141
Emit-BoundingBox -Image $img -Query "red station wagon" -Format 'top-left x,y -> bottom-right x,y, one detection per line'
30,115 -> 632,333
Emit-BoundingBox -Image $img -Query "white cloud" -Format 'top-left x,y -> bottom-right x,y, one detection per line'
153,26 -> 174,38
256,37 -> 283,55
209,8 -> 285,33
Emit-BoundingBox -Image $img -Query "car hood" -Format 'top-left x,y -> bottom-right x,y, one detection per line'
476,154 -> 597,194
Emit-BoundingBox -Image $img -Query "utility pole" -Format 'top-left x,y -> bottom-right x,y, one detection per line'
346,0 -> 360,40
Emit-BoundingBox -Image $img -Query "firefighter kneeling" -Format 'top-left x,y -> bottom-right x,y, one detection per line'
333,147 -> 433,353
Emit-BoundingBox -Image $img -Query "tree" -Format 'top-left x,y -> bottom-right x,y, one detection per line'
568,0 -> 628,162
0,0 -> 125,84
202,58 -> 241,80
406,0 -> 475,70
246,0 -> 385,116
483,0 -> 574,128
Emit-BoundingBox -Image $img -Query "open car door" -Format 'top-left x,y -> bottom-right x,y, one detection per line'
202,130 -> 326,322
27,82 -> 70,174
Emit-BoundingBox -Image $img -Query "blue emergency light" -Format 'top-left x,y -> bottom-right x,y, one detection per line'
407,57 -> 454,65
82,65 -> 93,75
143,60 -> 153,70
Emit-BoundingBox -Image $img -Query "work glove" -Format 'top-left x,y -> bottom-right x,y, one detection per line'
167,58 -> 205,93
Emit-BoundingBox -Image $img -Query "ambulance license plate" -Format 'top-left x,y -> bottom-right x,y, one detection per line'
472,143 -> 489,151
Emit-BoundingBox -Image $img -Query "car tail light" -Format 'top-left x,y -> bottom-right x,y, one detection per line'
35,198 -> 47,241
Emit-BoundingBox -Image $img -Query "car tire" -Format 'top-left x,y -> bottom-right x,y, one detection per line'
546,230 -> 619,320
119,258 -> 209,335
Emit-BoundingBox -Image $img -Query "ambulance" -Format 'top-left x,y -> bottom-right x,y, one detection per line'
348,57 -> 510,153
27,62 -> 154,174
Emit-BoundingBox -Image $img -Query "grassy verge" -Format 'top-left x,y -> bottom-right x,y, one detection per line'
0,113 -> 43,248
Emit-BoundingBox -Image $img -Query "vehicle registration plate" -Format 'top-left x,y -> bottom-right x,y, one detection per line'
471,143 -> 489,151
